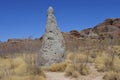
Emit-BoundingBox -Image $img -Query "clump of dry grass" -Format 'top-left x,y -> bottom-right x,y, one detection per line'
71,71 -> 80,78
0,54 -> 46,80
78,64 -> 90,75
113,46 -> 120,56
65,63 -> 90,78
95,51 -> 120,72
45,62 -> 67,72
64,64 -> 74,77
64,53 -> 90,78
95,52 -> 110,72
103,71 -> 120,80
67,53 -> 86,63
112,56 -> 120,72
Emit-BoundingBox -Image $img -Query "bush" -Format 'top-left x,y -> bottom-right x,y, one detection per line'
46,62 -> 67,72
28,65 -> 45,77
65,63 -> 90,77
65,65 -> 80,78
66,52 -> 74,60
112,56 -> 120,72
72,71 -> 80,78
95,56 -> 106,71
65,64 -> 74,77
113,46 -> 120,56
95,53 -> 111,72
12,57 -> 27,75
95,51 -> 120,72
79,64 -> 90,75
103,71 -> 120,80
75,54 -> 87,63
65,53 -> 91,78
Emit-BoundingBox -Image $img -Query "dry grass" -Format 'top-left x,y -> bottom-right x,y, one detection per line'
64,64 -> 74,77
0,54 -> 46,80
65,46 -> 120,78
45,62 -> 67,72
78,63 -> 90,75
64,52 -> 91,78
112,56 -> 120,72
95,51 -> 120,72
67,53 -> 87,62
39,45 -> 120,79
65,63 -> 90,77
103,71 -> 120,80
95,52 -> 110,72
94,47 -> 120,80
46,52 -> 91,78
113,46 -> 120,55
1,75 -> 46,80
71,71 -> 80,78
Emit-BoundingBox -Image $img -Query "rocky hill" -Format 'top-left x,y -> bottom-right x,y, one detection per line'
0,18 -> 120,55
70,18 -> 120,39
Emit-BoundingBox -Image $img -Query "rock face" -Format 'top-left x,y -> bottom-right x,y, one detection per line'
93,18 -> 120,38
40,7 -> 65,66
70,30 -> 81,38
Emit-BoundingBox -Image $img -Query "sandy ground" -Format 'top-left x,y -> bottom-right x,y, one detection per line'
45,72 -> 71,80
45,64 -> 104,80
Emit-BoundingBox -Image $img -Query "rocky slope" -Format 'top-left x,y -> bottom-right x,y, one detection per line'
70,18 -> 120,39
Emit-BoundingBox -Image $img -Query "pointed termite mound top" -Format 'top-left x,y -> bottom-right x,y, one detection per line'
48,6 -> 54,15
40,6 -> 65,66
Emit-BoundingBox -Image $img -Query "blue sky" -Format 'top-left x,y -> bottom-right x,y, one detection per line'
0,0 -> 120,41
